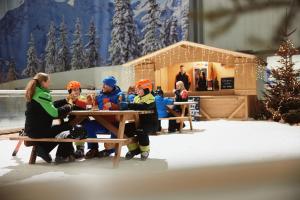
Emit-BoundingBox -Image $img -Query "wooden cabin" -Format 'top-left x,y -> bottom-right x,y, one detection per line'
123,41 -> 258,120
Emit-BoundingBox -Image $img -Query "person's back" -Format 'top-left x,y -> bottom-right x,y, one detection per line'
155,95 -> 174,118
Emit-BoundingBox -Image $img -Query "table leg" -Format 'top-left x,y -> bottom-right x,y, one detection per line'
12,140 -> 23,156
113,114 -> 126,168
187,106 -> 193,130
179,105 -> 187,133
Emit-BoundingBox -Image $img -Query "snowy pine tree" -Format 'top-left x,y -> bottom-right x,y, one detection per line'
160,19 -> 171,48
0,60 -> 5,83
6,60 -> 18,81
71,18 -> 85,70
181,4 -> 189,40
169,18 -> 179,44
123,0 -> 140,62
44,21 -> 57,74
109,0 -> 124,65
22,33 -> 38,77
109,0 -> 140,65
85,18 -> 99,68
140,0 -> 162,55
56,17 -> 69,72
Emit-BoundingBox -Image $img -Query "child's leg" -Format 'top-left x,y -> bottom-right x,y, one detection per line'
74,141 -> 85,159
124,123 -> 141,160
137,129 -> 150,161
99,132 -> 116,158
82,120 -> 101,150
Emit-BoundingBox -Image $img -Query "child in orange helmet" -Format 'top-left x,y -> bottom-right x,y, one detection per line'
123,79 -> 159,161
64,81 -> 93,158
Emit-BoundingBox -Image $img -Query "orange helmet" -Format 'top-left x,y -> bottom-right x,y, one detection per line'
135,79 -> 153,91
67,81 -> 81,91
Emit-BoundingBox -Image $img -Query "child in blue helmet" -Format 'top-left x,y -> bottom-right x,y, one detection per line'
154,88 -> 174,131
83,76 -> 122,159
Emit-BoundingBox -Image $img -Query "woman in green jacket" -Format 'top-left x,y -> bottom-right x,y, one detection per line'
24,73 -> 74,163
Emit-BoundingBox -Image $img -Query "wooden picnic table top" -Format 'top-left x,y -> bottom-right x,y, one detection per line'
70,110 -> 153,116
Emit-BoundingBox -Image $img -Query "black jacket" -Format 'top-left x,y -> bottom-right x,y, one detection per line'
128,94 -> 159,134
25,93 -> 71,137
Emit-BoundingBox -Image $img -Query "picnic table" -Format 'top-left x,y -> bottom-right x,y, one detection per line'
0,110 -> 153,168
69,110 -> 153,167
162,101 -> 197,132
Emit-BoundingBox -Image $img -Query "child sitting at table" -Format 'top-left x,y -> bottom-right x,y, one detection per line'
54,81 -> 93,159
168,81 -> 189,132
154,88 -> 174,131
123,79 -> 159,161
84,76 -> 122,159
127,85 -> 136,103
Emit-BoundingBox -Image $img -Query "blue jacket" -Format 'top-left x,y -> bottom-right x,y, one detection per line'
155,96 -> 174,118
96,86 -> 122,110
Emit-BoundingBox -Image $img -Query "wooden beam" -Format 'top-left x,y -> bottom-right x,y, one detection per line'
200,106 -> 211,120
229,102 -> 245,119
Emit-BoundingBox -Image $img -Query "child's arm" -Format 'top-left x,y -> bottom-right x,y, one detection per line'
128,102 -> 156,110
53,99 -> 68,108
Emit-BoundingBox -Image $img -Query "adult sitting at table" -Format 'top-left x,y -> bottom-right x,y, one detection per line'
168,81 -> 189,133
84,76 -> 121,159
24,73 -> 77,164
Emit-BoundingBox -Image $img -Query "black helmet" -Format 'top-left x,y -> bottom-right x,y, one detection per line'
154,88 -> 164,96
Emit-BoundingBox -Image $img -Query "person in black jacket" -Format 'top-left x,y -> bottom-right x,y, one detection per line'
24,73 -> 75,164
122,79 -> 159,161
175,65 -> 191,91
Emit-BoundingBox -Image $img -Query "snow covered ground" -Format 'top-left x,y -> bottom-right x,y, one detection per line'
0,120 -> 300,200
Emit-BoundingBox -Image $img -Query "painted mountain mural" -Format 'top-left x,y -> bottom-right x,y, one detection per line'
0,0 -> 189,82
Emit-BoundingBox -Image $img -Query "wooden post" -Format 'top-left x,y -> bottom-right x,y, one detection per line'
113,114 -> 126,168
187,106 -> 193,130
179,105 -> 187,133
12,140 -> 23,156
29,146 -> 37,164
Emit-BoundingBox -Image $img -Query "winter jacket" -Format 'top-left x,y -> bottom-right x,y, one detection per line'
96,86 -> 121,110
128,93 -> 159,134
155,95 -> 174,118
24,86 -> 72,137
174,89 -> 189,112
175,72 -> 191,90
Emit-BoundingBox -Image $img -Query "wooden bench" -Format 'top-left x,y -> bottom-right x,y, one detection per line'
160,101 -> 197,133
0,128 -> 136,168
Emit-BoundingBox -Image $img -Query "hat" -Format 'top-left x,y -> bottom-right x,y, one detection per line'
136,79 -> 152,91
103,76 -> 117,88
67,81 -> 81,91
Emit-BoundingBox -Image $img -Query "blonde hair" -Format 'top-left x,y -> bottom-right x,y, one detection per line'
176,81 -> 186,91
25,73 -> 49,102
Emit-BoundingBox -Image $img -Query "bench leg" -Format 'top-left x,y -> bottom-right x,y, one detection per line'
12,140 -> 23,156
113,143 -> 122,168
189,117 -> 193,130
29,146 -> 37,164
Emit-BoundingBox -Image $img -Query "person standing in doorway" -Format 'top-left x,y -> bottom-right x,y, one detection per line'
175,65 -> 191,91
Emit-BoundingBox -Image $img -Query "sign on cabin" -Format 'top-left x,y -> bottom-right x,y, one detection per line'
221,77 -> 234,89
188,96 -> 200,121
